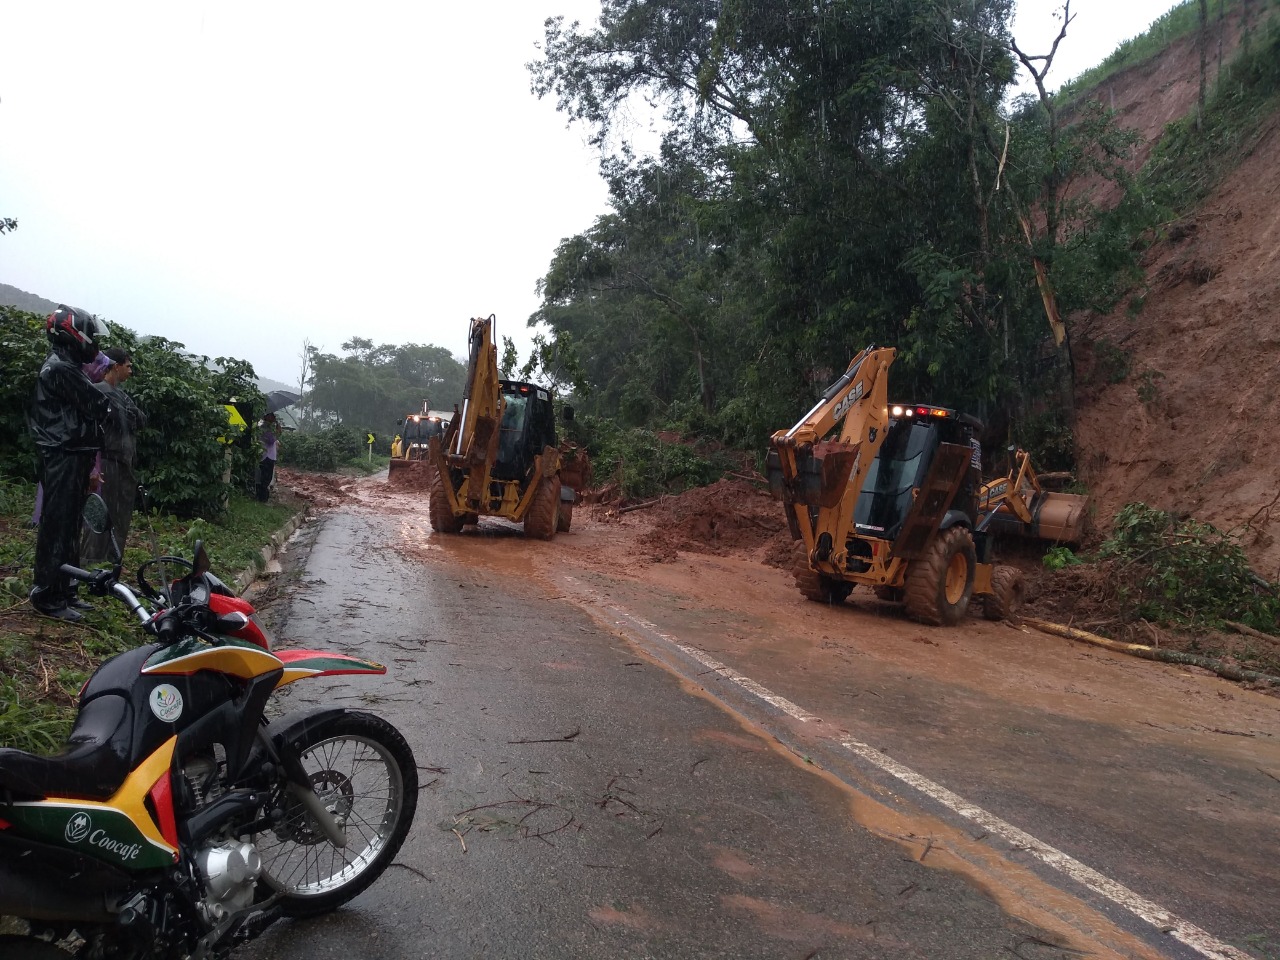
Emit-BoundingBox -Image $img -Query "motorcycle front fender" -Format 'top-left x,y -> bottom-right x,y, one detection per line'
271,649 -> 386,688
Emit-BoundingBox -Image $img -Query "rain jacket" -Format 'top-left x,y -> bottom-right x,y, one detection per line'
29,348 -> 111,451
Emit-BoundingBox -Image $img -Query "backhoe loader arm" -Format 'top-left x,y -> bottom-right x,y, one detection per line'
766,346 -> 897,565
431,315 -> 505,514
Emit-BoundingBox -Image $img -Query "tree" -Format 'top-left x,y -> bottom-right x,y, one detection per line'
302,340 -> 467,441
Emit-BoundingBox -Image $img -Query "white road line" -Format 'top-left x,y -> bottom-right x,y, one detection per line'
837,736 -> 1252,960
564,578 -> 1252,960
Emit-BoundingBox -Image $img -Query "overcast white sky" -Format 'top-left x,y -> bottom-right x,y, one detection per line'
1,0 -> 1183,387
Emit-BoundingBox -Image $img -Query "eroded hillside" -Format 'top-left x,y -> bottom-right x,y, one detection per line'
1070,11 -> 1280,580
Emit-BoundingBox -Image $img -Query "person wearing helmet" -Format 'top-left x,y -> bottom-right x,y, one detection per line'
28,305 -> 112,622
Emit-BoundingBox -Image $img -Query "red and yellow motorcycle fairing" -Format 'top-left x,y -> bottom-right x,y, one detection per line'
2,737 -> 180,870
141,636 -> 385,688
273,648 -> 386,687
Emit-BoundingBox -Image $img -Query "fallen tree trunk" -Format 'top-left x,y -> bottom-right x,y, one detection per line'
1022,616 -> 1280,687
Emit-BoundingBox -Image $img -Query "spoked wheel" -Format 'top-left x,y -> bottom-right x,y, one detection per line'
254,712 -> 418,917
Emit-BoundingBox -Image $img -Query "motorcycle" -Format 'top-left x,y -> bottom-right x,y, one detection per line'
0,497 -> 418,958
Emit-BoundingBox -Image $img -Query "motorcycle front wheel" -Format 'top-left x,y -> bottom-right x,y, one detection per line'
253,711 -> 418,917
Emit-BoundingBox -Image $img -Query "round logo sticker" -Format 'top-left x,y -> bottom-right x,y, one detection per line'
150,684 -> 184,723
65,811 -> 92,844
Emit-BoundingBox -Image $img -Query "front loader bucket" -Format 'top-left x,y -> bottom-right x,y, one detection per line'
388,458 -> 430,487
986,491 -> 1088,545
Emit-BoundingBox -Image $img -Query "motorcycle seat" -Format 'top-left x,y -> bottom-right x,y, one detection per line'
0,694 -> 133,801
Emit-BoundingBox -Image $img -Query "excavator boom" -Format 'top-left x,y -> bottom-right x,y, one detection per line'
767,345 -> 897,567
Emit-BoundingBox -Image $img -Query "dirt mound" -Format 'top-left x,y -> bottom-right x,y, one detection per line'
275,467 -> 360,510
618,478 -> 792,564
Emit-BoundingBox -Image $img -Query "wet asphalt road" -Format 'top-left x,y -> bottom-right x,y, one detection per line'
235,507 -> 1080,960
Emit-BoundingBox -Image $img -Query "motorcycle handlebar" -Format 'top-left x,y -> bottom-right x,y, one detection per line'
60,562 -> 155,626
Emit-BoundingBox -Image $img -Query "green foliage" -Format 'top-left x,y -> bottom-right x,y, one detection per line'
1042,546 -> 1082,570
0,307 -> 268,518
572,414 -> 736,499
1098,503 -> 1280,632
0,308 -> 48,480
1014,410 -> 1077,474
526,0 -> 1164,471
0,674 -> 69,754
279,425 -> 365,472
1139,14 -> 1280,215
302,339 -> 466,444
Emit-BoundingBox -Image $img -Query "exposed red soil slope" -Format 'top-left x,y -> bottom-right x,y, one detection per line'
1070,14 -> 1280,580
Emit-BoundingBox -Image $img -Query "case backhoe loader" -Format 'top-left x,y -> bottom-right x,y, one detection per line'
387,402 -> 451,486
425,315 -> 588,538
766,345 -> 1034,625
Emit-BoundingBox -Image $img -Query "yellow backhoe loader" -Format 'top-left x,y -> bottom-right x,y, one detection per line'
425,315 -> 588,538
766,345 -> 1082,625
387,403 -> 451,486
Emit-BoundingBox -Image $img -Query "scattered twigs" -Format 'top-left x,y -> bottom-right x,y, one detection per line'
617,497 -> 665,515
508,727 -> 581,745
450,828 -> 467,853
390,861 -> 433,881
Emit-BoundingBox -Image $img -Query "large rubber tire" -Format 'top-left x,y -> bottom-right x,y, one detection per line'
873,585 -> 904,603
983,565 -> 1027,621
255,711 -> 418,918
428,469 -> 463,534
790,542 -> 853,604
556,500 -> 574,533
904,527 -> 976,626
0,937 -> 71,959
524,477 -> 561,540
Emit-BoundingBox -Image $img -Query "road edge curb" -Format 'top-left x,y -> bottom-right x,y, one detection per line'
233,509 -> 307,594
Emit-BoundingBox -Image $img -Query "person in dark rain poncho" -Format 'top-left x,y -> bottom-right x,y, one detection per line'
82,347 -> 147,564
28,306 -> 111,622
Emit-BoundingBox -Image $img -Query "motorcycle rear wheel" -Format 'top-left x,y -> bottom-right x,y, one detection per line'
253,711 -> 417,917
0,936 -> 71,958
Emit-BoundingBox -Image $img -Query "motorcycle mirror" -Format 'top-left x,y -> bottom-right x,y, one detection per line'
192,541 -> 211,578
82,493 -> 110,534
82,493 -> 125,566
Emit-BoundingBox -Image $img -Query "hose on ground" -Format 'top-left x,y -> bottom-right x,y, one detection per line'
1020,616 -> 1280,688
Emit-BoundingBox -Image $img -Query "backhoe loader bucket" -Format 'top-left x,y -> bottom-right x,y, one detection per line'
388,457 -> 431,487
984,491 -> 1088,545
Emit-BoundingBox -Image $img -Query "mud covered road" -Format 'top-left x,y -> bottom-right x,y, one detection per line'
238,473 -> 1280,960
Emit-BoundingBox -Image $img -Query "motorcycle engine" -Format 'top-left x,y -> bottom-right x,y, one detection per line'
182,749 -> 263,921
195,841 -> 263,920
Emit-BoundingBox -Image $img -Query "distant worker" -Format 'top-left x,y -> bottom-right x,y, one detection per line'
256,413 -> 279,502
391,434 -> 403,458
83,347 -> 146,563
28,306 -> 111,622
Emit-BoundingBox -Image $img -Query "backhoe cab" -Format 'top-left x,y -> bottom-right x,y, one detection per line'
767,345 -> 1027,625
425,315 -> 589,538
